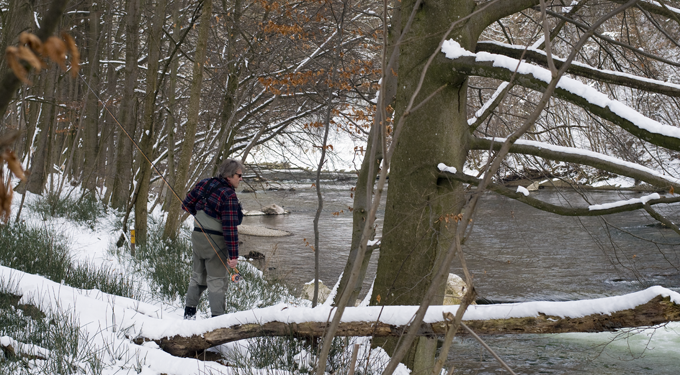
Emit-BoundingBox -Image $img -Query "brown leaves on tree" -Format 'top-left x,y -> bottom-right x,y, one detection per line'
0,131 -> 27,223
1,151 -> 27,209
5,31 -> 80,85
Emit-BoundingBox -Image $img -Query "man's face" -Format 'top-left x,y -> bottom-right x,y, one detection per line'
226,169 -> 243,189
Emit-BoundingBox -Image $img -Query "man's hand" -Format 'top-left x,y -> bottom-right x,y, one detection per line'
228,258 -> 238,269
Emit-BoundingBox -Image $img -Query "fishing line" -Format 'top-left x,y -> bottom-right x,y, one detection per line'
77,72 -> 239,281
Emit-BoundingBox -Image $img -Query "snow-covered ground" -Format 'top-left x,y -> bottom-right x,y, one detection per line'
2,188 -> 680,374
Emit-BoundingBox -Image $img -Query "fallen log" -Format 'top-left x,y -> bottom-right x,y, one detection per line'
135,294 -> 680,357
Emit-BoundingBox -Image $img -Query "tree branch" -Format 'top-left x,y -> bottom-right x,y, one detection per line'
440,169 -> 680,216
476,41 -> 680,97
134,294 -> 680,358
443,54 -> 680,151
470,136 -> 680,191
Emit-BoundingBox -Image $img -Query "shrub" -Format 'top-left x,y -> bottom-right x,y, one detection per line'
0,278 -> 104,374
29,191 -> 104,229
0,222 -> 137,298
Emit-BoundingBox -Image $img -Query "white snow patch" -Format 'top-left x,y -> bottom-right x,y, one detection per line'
442,40 -> 680,140
516,186 -> 530,196
438,163 -> 457,174
589,193 -> 661,211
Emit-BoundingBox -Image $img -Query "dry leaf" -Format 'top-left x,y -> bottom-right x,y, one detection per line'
2,151 -> 26,181
3,187 -> 12,223
19,32 -> 42,52
376,294 -> 381,303
17,46 -> 42,72
6,47 -> 29,84
61,32 -> 80,76
43,36 -> 67,71
670,186 -> 675,195
0,176 -> 10,223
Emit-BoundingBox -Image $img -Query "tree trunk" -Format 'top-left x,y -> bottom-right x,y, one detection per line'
0,0 -> 36,72
102,4 -> 123,205
163,0 -> 212,239
25,70 -> 58,194
211,0 -> 242,173
81,1 -> 101,192
369,0 -> 475,372
162,3 -> 181,211
334,0 -> 401,306
110,0 -> 141,210
135,295 -> 680,358
134,0 -> 167,244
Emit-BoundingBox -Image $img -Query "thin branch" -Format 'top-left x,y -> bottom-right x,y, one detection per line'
460,322 -> 518,375
470,136 -> 680,190
475,41 -> 680,97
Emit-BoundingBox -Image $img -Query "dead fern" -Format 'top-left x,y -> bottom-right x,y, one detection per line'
5,31 -> 80,85
0,131 -> 27,223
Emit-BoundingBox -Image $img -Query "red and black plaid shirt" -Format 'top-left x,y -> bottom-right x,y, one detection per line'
182,177 -> 240,259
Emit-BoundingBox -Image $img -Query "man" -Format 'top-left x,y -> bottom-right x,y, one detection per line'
182,159 -> 244,319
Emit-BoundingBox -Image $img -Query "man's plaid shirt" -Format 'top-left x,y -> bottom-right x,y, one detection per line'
182,177 -> 240,259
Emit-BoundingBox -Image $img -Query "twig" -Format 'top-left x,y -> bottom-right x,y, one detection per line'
458,322 -> 517,375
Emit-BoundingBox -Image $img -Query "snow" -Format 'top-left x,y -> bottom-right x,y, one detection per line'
437,163 -> 457,174
516,186 -> 530,196
3,188 -> 680,374
468,81 -> 510,125
482,136 -> 680,186
441,40 -> 680,140
481,40 -> 680,91
644,0 -> 680,15
4,262 -> 679,341
367,239 -> 381,246
589,193 -> 660,211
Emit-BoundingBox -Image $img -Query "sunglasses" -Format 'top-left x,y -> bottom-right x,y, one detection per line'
234,173 -> 242,178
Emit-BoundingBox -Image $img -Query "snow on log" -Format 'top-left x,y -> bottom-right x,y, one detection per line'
135,287 -> 680,357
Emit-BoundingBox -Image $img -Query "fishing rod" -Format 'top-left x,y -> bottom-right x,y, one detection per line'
77,72 -> 241,283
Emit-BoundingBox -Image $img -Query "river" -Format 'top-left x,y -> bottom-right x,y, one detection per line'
237,172 -> 680,374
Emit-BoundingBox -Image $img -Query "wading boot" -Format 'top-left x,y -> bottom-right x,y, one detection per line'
184,306 -> 197,320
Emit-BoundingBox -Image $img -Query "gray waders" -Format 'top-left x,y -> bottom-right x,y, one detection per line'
184,210 -> 231,316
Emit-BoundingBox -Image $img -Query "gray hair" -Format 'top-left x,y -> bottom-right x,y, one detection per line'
217,159 -> 245,178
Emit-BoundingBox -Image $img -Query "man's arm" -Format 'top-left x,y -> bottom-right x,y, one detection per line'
182,179 -> 207,216
220,191 -> 240,260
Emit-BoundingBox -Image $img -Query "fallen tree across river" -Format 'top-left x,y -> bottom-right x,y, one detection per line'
133,287 -> 680,357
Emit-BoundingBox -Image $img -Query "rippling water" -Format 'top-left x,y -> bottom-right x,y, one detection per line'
237,176 -> 680,373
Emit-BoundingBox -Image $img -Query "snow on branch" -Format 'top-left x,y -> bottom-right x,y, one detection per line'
441,40 -> 680,151
3,266 -> 680,358
471,136 -> 680,190
439,168 -> 680,216
468,81 -> 511,128
475,41 -> 680,97
589,193 -> 660,211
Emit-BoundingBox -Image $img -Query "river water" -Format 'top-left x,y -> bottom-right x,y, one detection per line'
237,173 -> 680,374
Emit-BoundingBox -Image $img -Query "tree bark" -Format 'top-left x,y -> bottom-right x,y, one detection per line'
135,295 -> 680,358
333,0 -> 400,307
211,0 -> 242,172
110,0 -> 141,210
103,5 -> 124,205
162,3 -> 181,211
163,0 -> 212,239
81,1 -> 102,192
369,0 -> 475,371
25,70 -> 58,194
134,0 -> 167,245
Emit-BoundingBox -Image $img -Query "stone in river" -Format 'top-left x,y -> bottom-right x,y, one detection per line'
262,204 -> 286,215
